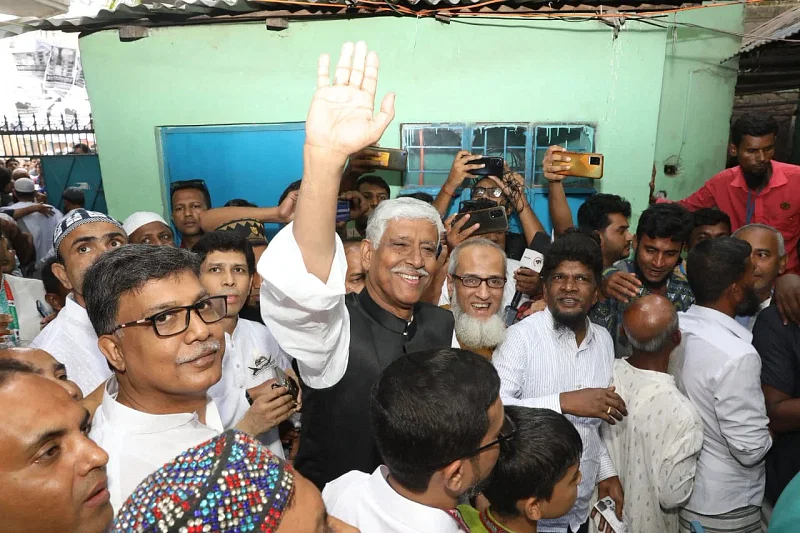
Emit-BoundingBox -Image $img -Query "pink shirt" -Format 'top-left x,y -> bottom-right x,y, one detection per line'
674,161 -> 800,274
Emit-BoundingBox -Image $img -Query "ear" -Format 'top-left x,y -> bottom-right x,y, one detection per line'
447,274 -> 454,297
522,497 -> 543,522
779,254 -> 788,276
729,142 -> 739,157
51,261 -> 74,292
590,285 -> 599,307
361,239 -> 374,273
672,328 -> 682,347
441,459 -> 468,495
98,334 -> 126,373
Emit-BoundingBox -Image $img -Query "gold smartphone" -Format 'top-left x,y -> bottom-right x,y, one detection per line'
556,152 -> 604,179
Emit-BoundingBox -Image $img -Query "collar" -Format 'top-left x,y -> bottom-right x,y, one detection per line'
369,466 -> 464,533
685,304 -> 753,343
617,358 -> 675,385
479,509 -> 518,533
359,287 -> 418,337
99,376 -> 224,434
730,162 -> 788,191
63,293 -> 91,324
760,296 -> 772,312
543,307 -> 594,344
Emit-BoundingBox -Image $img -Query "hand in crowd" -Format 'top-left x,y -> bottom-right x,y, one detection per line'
277,190 -> 299,224
775,273 -> 800,325
346,147 -> 381,176
602,271 -> 642,303
594,476 -> 625,532
514,267 -> 541,296
483,172 -> 528,214
339,190 -> 370,222
305,41 -> 395,160
32,203 -> 54,217
446,151 -> 485,187
520,298 -> 547,318
444,213 -> 480,250
560,386 -> 627,424
237,379 -> 298,437
542,145 -> 572,182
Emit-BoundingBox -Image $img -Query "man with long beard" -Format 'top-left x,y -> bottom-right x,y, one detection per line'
445,239 -> 508,358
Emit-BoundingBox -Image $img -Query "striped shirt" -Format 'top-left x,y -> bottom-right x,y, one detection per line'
492,308 -> 616,533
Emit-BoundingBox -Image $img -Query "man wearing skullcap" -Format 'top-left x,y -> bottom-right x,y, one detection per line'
8,176 -> 63,261
123,211 -> 176,247
114,430 -> 358,532
31,209 -> 128,394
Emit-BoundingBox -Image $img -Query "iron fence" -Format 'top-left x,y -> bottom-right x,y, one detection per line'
0,113 -> 96,158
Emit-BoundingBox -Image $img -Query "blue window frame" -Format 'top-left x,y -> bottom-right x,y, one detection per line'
401,122 -> 596,188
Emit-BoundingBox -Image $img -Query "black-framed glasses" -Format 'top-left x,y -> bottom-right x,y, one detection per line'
437,413 -> 517,469
453,275 -> 507,289
112,296 -> 227,337
471,187 -> 504,199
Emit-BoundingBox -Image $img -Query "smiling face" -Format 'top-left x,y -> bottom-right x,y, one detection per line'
448,245 -> 506,320
98,271 -> 225,400
0,374 -> 112,533
635,235 -> 683,285
362,218 -> 439,315
544,260 -> 598,327
199,250 -> 251,317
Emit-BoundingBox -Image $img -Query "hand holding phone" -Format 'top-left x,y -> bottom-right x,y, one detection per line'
555,152 -> 604,179
593,497 -> 628,533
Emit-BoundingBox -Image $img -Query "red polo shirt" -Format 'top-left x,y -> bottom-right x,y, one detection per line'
676,161 -> 800,274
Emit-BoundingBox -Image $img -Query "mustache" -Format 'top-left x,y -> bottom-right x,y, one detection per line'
176,340 -> 222,364
390,266 -> 429,277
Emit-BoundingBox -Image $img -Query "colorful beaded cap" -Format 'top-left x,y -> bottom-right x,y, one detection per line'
112,430 -> 295,532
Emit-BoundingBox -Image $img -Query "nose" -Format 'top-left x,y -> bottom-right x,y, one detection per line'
222,271 -> 236,287
652,253 -> 666,268
184,308 -> 212,343
625,230 -> 633,242
77,436 -> 110,476
476,281 -> 491,299
62,380 -> 83,401
407,246 -> 424,269
563,277 -> 578,292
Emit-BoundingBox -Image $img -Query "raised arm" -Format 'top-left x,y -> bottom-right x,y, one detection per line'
542,146 -> 576,236
198,192 -> 296,233
432,151 -> 485,217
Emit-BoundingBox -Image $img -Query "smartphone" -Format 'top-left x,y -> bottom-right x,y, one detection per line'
468,156 -> 504,177
556,152 -> 604,179
453,207 -> 508,236
593,497 -> 628,533
272,367 -> 300,402
336,200 -> 351,223
358,147 -> 409,171
36,300 -> 49,319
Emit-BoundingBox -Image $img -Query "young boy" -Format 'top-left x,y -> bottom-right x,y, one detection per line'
192,231 -> 297,457
458,406 -> 583,533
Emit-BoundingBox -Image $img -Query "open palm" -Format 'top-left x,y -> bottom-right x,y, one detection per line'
305,42 -> 395,158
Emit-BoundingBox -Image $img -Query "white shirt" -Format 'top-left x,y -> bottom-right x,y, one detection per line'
492,308 -> 616,533
7,201 -> 62,260
323,466 -> 463,533
258,223 -> 351,389
30,294 -> 111,395
208,318 -> 291,458
89,377 -> 224,513
439,257 -> 527,309
677,305 -> 772,515
601,359 -> 704,533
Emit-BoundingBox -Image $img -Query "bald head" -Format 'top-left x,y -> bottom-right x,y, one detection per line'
622,295 -> 680,354
0,347 -> 83,400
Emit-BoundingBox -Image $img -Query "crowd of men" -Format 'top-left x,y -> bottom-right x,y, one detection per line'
0,41 -> 799,533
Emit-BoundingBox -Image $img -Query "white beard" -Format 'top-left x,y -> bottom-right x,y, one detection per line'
451,290 -> 507,350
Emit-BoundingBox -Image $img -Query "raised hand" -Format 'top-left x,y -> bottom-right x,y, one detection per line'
305,41 -> 396,160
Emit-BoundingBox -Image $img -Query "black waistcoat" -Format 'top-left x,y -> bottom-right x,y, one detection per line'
294,289 -> 455,490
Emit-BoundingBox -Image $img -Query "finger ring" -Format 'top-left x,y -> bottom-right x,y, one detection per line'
607,406 -> 612,415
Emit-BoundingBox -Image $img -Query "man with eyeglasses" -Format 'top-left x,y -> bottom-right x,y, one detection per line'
324,348 -> 512,533
444,238 -> 509,358
170,179 -> 211,249
493,231 -> 626,533
82,245 -> 297,512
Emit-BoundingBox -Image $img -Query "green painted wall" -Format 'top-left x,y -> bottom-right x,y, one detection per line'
653,5 -> 744,204
78,9 -> 742,222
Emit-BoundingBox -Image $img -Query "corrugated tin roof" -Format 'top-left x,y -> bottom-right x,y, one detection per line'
738,3 -> 800,56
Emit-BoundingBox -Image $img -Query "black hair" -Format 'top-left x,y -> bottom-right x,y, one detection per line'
5,158 -> 18,166
62,187 -> 86,208
278,180 -> 302,206
398,192 -> 434,204
370,348 -> 500,493
731,114 -> 778,146
73,143 -> 90,154
192,231 -> 256,276
0,358 -> 36,389
41,257 -> 65,295
686,237 -> 752,306
356,175 -> 391,197
692,208 -> 731,232
223,199 -> 257,208
576,194 -> 632,232
0,166 -> 10,192
482,406 -> 583,515
636,203 -> 693,245
83,244 -> 201,336
171,180 -> 211,210
541,229 -> 603,285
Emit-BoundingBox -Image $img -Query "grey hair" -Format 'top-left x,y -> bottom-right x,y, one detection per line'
83,244 -> 202,336
365,197 -> 445,248
733,223 -> 786,257
448,238 -> 507,276
623,310 -> 679,353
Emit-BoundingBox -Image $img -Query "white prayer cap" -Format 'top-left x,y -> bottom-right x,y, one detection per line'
123,211 -> 170,236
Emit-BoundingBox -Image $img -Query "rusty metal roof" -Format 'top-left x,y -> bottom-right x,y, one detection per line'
738,3 -> 800,55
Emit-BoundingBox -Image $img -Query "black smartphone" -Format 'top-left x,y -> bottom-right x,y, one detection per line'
272,367 -> 300,402
336,200 -> 351,223
453,206 -> 508,236
36,301 -> 48,319
467,157 -> 504,177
